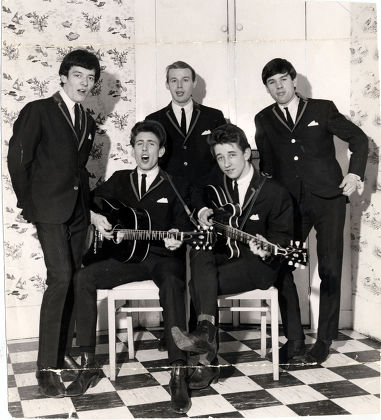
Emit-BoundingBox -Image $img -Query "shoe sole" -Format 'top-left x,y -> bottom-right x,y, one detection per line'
65,374 -> 101,397
171,327 -> 214,354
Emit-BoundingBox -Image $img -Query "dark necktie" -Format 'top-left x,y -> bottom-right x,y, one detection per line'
180,107 -> 187,136
74,103 -> 81,138
140,174 -> 147,198
231,180 -> 239,204
284,106 -> 294,129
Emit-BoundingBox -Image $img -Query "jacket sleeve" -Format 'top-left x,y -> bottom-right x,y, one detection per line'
327,101 -> 368,180
254,113 -> 274,177
266,185 -> 294,248
214,110 -> 226,128
7,102 -> 42,210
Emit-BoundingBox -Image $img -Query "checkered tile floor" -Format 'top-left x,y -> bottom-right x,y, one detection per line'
7,327 -> 381,418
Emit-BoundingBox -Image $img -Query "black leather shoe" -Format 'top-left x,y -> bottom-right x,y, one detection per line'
279,339 -> 306,364
65,352 -> 101,397
158,334 -> 167,352
188,364 -> 220,390
169,363 -> 191,414
36,369 -> 66,398
304,339 -> 332,364
171,320 -> 217,355
60,354 -> 80,381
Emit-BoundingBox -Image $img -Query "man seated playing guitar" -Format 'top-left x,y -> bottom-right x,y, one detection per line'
171,123 -> 299,390
66,120 -> 194,414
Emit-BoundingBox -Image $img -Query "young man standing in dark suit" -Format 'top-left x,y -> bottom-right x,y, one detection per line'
145,61 -> 226,188
7,49 -> 100,398
171,123 -> 295,389
66,121 -> 192,414
255,58 -> 368,365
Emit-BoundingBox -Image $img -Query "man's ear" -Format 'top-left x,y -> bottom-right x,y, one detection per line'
165,82 -> 170,90
244,147 -> 252,161
60,75 -> 67,85
293,76 -> 297,89
159,146 -> 165,158
131,147 -> 135,159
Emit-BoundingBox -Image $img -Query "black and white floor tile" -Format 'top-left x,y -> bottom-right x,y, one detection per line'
7,327 -> 380,418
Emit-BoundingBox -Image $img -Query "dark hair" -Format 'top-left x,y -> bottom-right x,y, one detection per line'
166,61 -> 196,82
261,58 -> 297,85
130,120 -> 167,148
59,49 -> 101,85
208,123 -> 251,159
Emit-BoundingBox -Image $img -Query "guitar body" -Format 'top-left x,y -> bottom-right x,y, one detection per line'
83,198 -> 151,265
207,184 -> 242,259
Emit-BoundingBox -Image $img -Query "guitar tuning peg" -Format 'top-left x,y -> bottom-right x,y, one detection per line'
195,245 -> 200,250
294,262 -> 300,268
288,260 -> 293,266
302,242 -> 307,248
208,246 -> 212,250
295,240 -> 300,247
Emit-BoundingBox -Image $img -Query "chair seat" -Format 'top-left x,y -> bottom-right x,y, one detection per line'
219,286 -> 277,300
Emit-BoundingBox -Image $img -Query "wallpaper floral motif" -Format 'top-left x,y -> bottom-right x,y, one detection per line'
350,3 -> 381,339
2,0 -> 136,318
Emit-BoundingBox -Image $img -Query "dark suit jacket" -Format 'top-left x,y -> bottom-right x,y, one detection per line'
254,97 -> 368,199
91,168 -> 193,257
146,100 -> 226,186
206,167 -> 294,249
7,92 -> 96,224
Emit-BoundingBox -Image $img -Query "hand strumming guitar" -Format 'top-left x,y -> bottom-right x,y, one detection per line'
198,208 -> 214,228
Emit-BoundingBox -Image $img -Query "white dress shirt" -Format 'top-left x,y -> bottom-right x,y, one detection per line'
279,94 -> 299,123
137,166 -> 160,196
172,101 -> 193,133
59,88 -> 78,125
234,165 -> 254,206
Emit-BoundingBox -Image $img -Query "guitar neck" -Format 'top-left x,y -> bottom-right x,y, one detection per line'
213,221 -> 277,254
115,229 -> 185,241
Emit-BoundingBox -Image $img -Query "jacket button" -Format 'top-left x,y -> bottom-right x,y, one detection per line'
183,145 -> 187,150
74,186 -> 79,190
294,156 -> 299,161
184,162 -> 188,166
291,139 -> 296,143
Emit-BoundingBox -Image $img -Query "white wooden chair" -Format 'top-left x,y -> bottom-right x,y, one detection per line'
106,281 -> 279,381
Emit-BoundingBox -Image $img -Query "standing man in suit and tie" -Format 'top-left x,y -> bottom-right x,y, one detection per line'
145,60 -> 226,188
8,49 -> 101,397
171,123 -> 295,389
255,58 -> 368,365
66,120 -> 193,414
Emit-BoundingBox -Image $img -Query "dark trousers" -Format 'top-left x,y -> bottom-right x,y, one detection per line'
280,189 -> 347,341
74,252 -> 187,364
35,198 -> 88,369
189,247 -> 278,317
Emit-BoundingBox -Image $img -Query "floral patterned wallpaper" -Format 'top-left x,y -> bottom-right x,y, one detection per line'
2,0 -> 136,325
350,3 -> 381,340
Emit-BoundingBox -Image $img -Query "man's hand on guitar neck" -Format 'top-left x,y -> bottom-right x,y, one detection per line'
249,234 -> 271,260
90,211 -> 114,240
198,208 -> 214,227
164,228 -> 183,251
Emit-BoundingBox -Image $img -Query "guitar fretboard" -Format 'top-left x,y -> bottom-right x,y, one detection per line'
212,221 -> 277,254
113,229 -> 185,241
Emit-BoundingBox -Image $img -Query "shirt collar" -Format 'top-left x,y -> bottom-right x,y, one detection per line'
171,100 -> 193,114
236,164 -> 254,185
59,87 -> 77,111
137,166 -> 160,180
279,94 -> 299,113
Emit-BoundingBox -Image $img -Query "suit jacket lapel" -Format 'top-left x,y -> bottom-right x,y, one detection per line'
145,171 -> 165,197
293,97 -> 308,129
77,105 -> 88,150
130,170 -> 140,201
53,92 -> 86,149
165,104 -> 185,139
241,167 -> 262,211
271,104 -> 292,132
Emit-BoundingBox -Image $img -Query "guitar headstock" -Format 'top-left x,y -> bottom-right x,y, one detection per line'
280,240 -> 309,268
184,226 -> 216,250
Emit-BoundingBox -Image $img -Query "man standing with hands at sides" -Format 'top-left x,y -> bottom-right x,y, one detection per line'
255,58 -> 368,365
7,49 -> 101,397
66,121 -> 192,414
146,61 -> 226,344
171,123 -> 295,389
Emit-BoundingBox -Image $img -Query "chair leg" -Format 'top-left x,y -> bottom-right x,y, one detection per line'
108,295 -> 117,381
271,293 -> 279,381
127,313 -> 135,359
260,300 -> 267,358
232,299 -> 240,327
